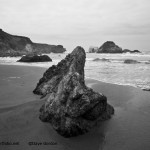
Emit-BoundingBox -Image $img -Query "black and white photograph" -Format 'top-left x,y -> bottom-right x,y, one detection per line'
0,0 -> 150,150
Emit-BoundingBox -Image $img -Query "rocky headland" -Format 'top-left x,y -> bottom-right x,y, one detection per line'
33,46 -> 114,137
89,41 -> 141,53
0,29 -> 66,57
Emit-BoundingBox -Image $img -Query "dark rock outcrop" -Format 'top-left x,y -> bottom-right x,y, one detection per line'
122,49 -> 141,53
0,29 -> 66,57
93,58 -> 110,62
142,88 -> 150,91
124,59 -> 140,64
33,46 -> 114,137
122,49 -> 131,53
17,54 -> 52,62
132,50 -> 141,53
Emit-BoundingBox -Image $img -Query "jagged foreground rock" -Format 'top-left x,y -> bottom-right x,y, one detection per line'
33,46 -> 114,137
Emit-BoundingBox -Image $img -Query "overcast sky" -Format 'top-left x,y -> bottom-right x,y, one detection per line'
1,0 -> 150,51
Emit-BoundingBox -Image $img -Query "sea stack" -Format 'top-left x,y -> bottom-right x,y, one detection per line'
98,41 -> 122,53
34,46 -> 114,137
88,41 -> 141,53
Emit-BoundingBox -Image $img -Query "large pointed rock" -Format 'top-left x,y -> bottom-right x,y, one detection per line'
33,46 -> 114,137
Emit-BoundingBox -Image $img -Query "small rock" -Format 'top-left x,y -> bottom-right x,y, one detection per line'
124,59 -> 140,64
93,58 -> 110,62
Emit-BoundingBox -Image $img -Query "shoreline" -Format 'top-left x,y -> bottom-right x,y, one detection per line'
1,50 -> 150,91
0,63 -> 145,91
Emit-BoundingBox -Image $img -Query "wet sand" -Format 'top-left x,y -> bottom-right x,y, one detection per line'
0,65 -> 150,150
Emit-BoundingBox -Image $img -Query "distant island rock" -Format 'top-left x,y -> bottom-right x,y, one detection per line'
0,29 -> 66,57
89,41 -> 141,53
98,41 -> 122,53
17,54 -> 52,62
33,46 -> 114,137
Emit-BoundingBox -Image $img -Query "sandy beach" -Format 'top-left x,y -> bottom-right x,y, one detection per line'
0,65 -> 150,150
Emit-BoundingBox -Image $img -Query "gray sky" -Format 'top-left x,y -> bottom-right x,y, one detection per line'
1,0 -> 150,52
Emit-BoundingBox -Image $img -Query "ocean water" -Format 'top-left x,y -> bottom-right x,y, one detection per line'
0,52 -> 150,90
85,53 -> 150,90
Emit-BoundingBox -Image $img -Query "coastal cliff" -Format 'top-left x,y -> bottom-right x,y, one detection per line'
0,29 -> 66,57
